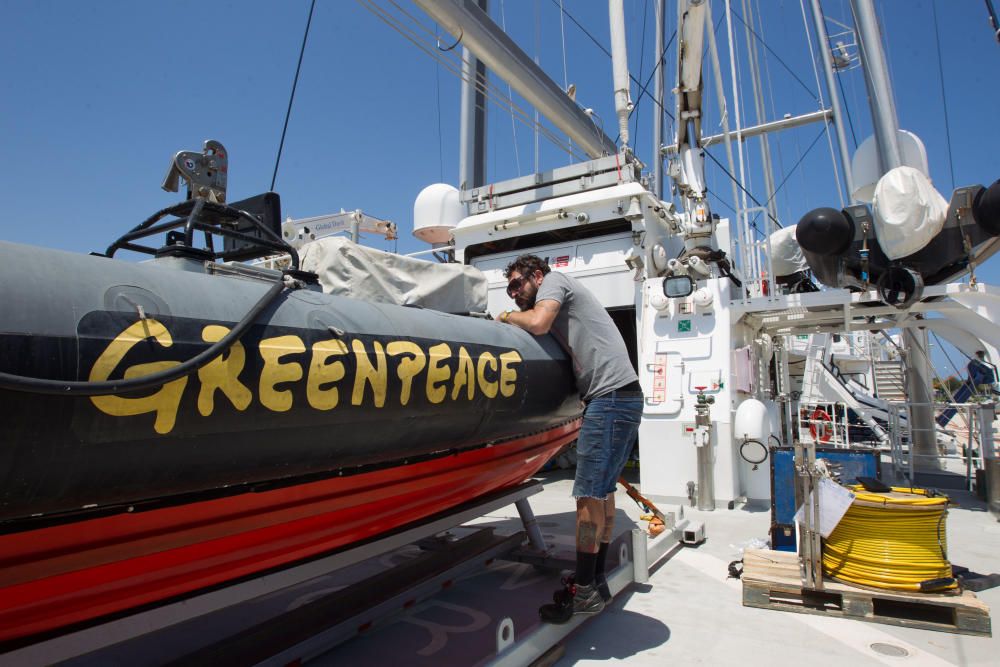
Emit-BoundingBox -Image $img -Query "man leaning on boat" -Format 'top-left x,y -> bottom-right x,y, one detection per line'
497,254 -> 643,623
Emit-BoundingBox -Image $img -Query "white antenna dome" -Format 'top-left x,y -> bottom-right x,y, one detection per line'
850,130 -> 929,203
413,183 -> 464,245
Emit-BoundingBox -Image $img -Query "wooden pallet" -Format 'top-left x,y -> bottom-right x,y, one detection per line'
741,549 -> 992,637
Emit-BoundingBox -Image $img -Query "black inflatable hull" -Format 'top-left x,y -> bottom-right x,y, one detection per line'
796,182 -> 1000,300
0,241 -> 582,643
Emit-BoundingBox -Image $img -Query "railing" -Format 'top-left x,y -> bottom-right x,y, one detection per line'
886,400 -> 996,492
795,401 -> 882,449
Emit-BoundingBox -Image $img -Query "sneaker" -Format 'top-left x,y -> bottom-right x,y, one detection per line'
539,581 -> 605,624
552,574 -> 612,604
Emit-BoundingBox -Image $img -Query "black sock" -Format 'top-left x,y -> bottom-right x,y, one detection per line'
594,542 -> 609,581
575,551 -> 598,587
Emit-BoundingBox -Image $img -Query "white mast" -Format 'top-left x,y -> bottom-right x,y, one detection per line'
609,0 -> 633,148
849,0 -> 938,469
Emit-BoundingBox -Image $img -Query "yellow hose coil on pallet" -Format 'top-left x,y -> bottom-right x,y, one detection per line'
822,485 -> 957,592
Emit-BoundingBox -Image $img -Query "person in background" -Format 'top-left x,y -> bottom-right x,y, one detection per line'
496,254 -> 642,624
968,350 -> 998,396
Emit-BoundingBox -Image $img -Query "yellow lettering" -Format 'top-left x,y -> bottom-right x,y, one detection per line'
498,350 -> 522,398
307,339 -> 349,410
451,346 -> 476,401
386,341 -> 427,405
259,335 -> 305,412
426,343 -> 452,404
88,319 -> 187,435
352,339 -> 387,407
197,325 -> 251,416
476,351 -> 499,398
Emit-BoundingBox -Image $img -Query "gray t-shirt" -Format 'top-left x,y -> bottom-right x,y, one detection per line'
535,271 -> 638,401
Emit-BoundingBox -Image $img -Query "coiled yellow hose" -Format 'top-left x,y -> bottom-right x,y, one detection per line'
822,485 -> 956,592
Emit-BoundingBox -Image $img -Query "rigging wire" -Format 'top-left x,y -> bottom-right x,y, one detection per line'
930,332 -> 981,415
834,61 -> 859,148
549,0 -> 676,122
630,0 -> 651,147
370,0 -> 584,160
703,147 -> 777,233
930,0 -> 956,192
500,0 -> 523,175
271,0 -> 317,192
757,2 -> 790,224
727,4 -> 819,103
758,126 -> 828,214
558,0 -> 572,164
799,0 -> 845,208
360,0 -> 588,163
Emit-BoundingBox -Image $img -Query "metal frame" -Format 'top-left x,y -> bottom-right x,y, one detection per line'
732,282 -> 1000,338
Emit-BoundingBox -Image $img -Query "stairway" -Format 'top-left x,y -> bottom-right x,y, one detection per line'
873,360 -> 907,403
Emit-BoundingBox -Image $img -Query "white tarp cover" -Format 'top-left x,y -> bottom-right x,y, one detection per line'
872,166 -> 949,260
768,225 -> 809,277
300,237 -> 488,313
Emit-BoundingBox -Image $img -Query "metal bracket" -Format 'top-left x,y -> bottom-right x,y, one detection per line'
162,139 -> 228,203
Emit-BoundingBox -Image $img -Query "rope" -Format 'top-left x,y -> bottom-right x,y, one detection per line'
271,0 -> 317,192
823,486 -> 956,592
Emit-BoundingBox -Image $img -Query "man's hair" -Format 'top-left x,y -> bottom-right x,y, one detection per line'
504,254 -> 551,279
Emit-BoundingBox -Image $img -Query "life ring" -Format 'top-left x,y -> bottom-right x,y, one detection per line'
808,408 -> 833,443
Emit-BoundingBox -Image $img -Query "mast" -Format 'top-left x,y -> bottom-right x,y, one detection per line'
459,0 -> 489,190
849,0 -> 938,470
849,0 -> 901,171
740,0 -> 779,227
609,0 -> 633,148
809,0 -> 855,203
653,0 -> 666,198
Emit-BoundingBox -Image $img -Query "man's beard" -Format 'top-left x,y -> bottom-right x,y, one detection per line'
515,293 -> 535,311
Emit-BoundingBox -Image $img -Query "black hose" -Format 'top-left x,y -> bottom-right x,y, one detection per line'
0,277 -> 289,397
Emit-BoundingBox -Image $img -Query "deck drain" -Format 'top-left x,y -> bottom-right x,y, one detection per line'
870,642 -> 909,657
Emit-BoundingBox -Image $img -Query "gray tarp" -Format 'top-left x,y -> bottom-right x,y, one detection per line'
300,237 -> 488,313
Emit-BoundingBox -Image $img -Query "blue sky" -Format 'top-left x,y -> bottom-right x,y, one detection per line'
1,0 -> 998,375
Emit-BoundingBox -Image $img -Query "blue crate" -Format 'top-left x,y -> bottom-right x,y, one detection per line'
769,447 -> 880,551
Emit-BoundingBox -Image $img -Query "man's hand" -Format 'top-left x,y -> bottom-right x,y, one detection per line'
499,299 -> 560,335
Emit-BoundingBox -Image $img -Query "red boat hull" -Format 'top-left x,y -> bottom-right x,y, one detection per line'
0,419 -> 580,645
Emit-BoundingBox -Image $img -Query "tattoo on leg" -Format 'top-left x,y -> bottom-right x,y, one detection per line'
577,521 -> 599,552
602,498 -> 615,542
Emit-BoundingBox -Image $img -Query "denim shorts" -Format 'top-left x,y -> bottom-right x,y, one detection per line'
572,394 -> 643,499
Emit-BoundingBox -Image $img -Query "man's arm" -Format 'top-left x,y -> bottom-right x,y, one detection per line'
501,299 -> 560,335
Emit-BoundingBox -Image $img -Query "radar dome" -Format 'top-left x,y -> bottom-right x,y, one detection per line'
413,183 -> 464,245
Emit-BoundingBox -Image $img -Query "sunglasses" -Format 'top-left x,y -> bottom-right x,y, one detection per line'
506,276 -> 527,298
